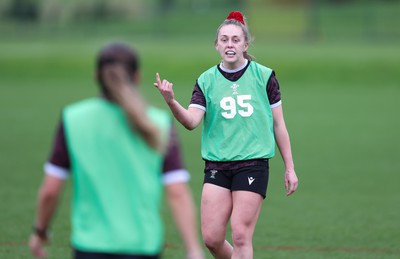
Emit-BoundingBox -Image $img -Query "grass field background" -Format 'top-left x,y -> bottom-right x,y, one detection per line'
1,3 -> 400,259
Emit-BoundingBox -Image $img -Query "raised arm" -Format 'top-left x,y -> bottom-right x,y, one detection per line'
154,73 -> 204,130
272,105 -> 299,196
103,65 -> 166,153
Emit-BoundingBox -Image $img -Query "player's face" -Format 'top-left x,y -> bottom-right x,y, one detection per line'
215,24 -> 248,70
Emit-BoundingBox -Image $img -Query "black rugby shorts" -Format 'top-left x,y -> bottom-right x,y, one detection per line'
203,160 -> 269,198
74,249 -> 160,259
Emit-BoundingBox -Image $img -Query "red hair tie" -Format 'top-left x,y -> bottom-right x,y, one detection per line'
226,11 -> 245,25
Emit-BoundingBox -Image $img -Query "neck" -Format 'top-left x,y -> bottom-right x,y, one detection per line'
220,59 -> 248,72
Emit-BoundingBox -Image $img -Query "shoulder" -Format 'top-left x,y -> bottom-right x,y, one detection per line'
250,61 -> 273,74
200,65 -> 219,75
147,106 -> 169,117
66,97 -> 99,107
63,98 -> 104,114
198,65 -> 219,80
63,98 -> 112,124
147,106 -> 172,131
247,61 -> 274,84
148,106 -> 171,120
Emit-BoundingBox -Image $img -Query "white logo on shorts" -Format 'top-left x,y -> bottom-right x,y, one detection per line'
248,177 -> 255,185
210,169 -> 218,179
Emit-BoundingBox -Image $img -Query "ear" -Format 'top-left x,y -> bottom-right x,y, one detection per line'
243,42 -> 249,52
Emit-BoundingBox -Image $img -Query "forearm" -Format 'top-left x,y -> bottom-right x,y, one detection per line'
118,87 -> 164,152
102,65 -> 164,152
35,190 -> 59,230
272,106 -> 298,195
30,176 -> 64,258
166,183 -> 203,257
274,124 -> 294,171
123,102 -> 163,151
154,73 -> 203,131
167,99 -> 198,130
34,176 -> 64,231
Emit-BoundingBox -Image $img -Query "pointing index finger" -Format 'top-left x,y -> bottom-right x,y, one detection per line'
156,72 -> 161,85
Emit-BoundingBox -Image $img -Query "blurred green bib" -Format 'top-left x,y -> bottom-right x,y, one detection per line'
63,98 -> 170,254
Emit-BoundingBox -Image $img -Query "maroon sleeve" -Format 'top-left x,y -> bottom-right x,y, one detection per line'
189,81 -> 206,108
162,123 -> 186,173
267,71 -> 281,105
51,118 -> 184,174
48,120 -> 71,170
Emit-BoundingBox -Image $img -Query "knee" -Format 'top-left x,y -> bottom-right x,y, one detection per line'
203,233 -> 225,252
231,227 -> 249,247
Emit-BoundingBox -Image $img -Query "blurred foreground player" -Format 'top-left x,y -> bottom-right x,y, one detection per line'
29,42 -> 204,259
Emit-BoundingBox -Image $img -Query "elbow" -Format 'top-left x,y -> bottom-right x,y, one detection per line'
184,124 -> 196,131
178,108 -> 203,131
39,186 -> 61,203
180,119 -> 196,131
39,190 -> 57,203
182,119 -> 200,131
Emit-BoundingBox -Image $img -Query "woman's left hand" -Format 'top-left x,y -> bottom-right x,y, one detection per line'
285,169 -> 298,196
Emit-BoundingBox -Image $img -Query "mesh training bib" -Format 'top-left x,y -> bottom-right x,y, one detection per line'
63,98 -> 170,254
197,62 -> 275,161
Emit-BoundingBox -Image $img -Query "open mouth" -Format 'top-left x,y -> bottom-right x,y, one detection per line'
225,51 -> 236,56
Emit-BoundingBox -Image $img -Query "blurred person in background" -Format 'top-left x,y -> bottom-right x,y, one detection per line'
154,11 -> 298,259
29,42 -> 204,259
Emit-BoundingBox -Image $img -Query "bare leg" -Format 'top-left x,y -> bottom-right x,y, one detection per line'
230,191 -> 263,259
201,184 -> 233,259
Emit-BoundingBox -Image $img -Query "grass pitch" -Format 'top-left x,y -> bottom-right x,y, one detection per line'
1,19 -> 400,259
